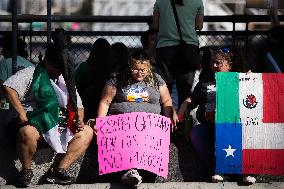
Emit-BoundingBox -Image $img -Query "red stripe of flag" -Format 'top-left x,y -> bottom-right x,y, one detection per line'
242,149 -> 284,175
67,99 -> 77,134
262,73 -> 284,123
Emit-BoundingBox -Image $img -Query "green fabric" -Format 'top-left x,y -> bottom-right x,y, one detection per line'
27,65 -> 59,133
154,0 -> 204,48
215,72 -> 240,123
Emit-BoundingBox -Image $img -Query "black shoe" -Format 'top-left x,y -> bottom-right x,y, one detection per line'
17,169 -> 33,187
47,168 -> 74,185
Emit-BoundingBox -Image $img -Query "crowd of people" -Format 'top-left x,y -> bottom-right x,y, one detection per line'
0,0 -> 283,188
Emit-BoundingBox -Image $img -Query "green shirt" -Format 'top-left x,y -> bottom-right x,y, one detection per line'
154,0 -> 204,48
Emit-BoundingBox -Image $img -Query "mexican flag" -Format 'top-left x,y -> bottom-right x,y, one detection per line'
27,66 -> 76,153
215,72 -> 284,175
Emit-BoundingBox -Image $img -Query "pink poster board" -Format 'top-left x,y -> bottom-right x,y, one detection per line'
96,112 -> 171,178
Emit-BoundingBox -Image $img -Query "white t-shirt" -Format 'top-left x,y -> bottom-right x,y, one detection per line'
3,66 -> 83,112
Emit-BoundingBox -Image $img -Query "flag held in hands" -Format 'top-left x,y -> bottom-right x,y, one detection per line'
215,72 -> 284,175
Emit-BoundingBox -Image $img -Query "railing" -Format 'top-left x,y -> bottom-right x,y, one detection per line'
0,15 -> 283,64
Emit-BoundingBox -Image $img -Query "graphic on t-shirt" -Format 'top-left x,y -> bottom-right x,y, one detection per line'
205,83 -> 216,113
126,85 -> 149,103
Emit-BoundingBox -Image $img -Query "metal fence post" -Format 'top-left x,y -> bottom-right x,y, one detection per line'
47,0 -> 52,44
12,0 -> 18,74
29,22 -> 33,62
245,20 -> 249,60
233,19 -> 236,48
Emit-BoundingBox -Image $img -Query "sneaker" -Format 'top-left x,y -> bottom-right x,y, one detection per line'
121,169 -> 142,187
243,175 -> 256,184
47,168 -> 75,185
212,174 -> 224,183
17,169 -> 34,187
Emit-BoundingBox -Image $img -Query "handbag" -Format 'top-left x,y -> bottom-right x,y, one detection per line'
170,0 -> 200,73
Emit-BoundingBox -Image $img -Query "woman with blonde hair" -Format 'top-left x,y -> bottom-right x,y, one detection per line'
97,49 -> 178,187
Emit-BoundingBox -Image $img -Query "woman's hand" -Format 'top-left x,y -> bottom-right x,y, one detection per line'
246,70 -> 252,74
171,109 -> 179,131
178,98 -> 191,121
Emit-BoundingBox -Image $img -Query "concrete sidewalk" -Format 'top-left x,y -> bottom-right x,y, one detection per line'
1,131 -> 283,186
1,182 -> 284,189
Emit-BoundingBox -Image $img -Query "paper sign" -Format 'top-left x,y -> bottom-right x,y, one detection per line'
96,112 -> 171,178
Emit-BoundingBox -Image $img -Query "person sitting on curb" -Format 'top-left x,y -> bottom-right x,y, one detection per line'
97,50 -> 178,188
178,49 -> 256,184
2,29 -> 93,187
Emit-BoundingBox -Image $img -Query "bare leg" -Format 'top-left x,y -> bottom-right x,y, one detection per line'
58,126 -> 93,169
17,125 -> 41,170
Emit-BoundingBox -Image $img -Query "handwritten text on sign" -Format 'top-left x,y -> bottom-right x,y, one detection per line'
96,112 -> 171,178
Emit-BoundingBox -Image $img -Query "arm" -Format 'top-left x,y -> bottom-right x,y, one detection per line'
195,14 -> 204,31
178,97 -> 191,121
76,107 -> 85,132
78,107 -> 84,122
178,82 -> 202,121
97,84 -> 116,117
152,10 -> 160,32
159,84 -> 178,127
3,86 -> 28,123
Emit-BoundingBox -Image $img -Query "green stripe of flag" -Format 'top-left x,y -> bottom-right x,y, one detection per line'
216,72 -> 240,123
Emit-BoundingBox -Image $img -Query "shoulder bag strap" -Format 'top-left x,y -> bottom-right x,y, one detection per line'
170,0 -> 184,43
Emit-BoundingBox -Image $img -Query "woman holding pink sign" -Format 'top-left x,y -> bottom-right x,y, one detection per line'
97,50 -> 178,187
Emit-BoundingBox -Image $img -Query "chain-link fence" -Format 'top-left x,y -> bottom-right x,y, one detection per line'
23,34 -> 144,64
0,15 -> 272,67
0,32 -> 265,67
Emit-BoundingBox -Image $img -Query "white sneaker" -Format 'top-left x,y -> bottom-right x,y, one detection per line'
121,169 -> 142,187
212,174 -> 224,183
243,176 -> 256,184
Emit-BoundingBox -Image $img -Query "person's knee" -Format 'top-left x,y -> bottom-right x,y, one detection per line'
18,126 -> 40,143
84,125 -> 94,143
74,126 -> 93,146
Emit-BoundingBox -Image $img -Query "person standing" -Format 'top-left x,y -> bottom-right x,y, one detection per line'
152,0 -> 204,108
